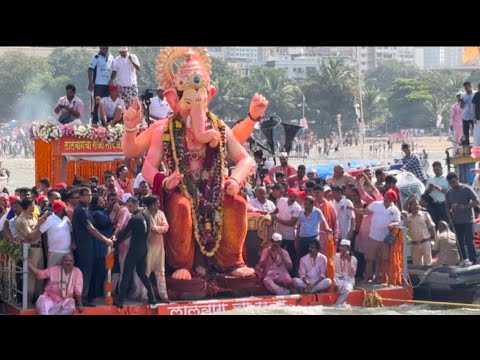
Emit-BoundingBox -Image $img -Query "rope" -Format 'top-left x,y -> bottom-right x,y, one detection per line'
357,286 -> 480,308
403,266 -> 436,289
380,297 -> 480,309
357,288 -> 384,307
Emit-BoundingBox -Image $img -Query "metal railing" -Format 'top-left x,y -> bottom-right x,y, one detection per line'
0,243 -> 29,311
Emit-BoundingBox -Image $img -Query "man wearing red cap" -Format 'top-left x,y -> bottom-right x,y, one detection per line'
39,200 -> 72,267
55,182 -> 68,190
352,189 -> 401,284
96,84 -> 126,127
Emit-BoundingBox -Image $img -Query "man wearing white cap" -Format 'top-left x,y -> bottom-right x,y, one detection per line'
334,239 -> 357,305
111,47 -> 140,109
256,233 -> 293,295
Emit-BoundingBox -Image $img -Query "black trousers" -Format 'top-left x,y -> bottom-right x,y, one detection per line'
90,257 -> 106,299
462,120 -> 474,145
454,223 -> 477,262
429,202 -> 448,225
299,236 -> 318,259
74,249 -> 94,304
118,249 -> 155,303
281,239 -> 296,275
91,85 -> 109,124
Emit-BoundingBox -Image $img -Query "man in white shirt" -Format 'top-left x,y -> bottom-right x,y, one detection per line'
54,84 -> 84,125
292,239 -> 332,293
247,186 -> 276,214
149,89 -> 171,120
111,46 -> 140,109
271,188 -> 302,270
97,85 -> 126,126
353,189 -> 401,284
331,186 -> 355,240
39,200 -> 72,267
334,239 -> 357,305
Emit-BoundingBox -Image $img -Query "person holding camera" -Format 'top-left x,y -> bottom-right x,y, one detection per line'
54,84 -> 84,125
111,47 -> 140,109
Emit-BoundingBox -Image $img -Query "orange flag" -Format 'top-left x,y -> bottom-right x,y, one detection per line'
462,47 -> 480,64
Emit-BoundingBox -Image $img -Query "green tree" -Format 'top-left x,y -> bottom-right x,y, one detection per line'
301,58 -> 358,135
362,87 -> 387,126
245,66 -> 302,121
209,58 -> 249,120
46,47 -> 96,118
0,51 -> 53,120
417,70 -> 465,127
365,60 -> 418,94
387,78 -> 432,129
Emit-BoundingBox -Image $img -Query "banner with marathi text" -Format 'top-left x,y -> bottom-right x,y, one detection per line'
59,137 -> 123,155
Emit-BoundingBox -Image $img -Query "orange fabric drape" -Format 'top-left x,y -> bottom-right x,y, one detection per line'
380,227 -> 404,285
66,159 -> 125,185
35,139 -> 127,186
322,200 -> 335,291
35,140 -> 62,185
462,47 -> 480,64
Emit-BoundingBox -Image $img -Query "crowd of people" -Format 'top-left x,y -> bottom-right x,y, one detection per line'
52,47 -> 171,128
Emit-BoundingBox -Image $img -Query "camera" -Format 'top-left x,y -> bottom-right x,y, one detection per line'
139,89 -> 154,102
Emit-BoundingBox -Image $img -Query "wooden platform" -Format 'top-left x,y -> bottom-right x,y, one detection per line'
2,285 -> 413,315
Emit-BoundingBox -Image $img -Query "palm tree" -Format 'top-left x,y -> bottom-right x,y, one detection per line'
362,87 -> 387,126
301,58 -> 358,135
245,66 -> 302,120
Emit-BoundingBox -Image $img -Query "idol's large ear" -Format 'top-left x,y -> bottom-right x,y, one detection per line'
207,84 -> 218,102
163,87 -> 179,113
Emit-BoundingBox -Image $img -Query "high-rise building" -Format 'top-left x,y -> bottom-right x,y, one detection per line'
423,47 -> 463,69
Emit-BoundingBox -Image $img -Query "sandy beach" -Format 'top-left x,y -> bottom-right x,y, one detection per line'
0,136 -> 454,192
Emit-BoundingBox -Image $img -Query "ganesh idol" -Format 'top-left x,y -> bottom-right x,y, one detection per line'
122,47 -> 268,281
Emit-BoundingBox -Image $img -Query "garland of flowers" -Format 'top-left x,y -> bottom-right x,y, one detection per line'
165,112 -> 226,257
104,247 -> 114,306
30,122 -> 125,144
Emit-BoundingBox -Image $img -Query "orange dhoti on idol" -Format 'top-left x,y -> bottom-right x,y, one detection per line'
122,47 -> 268,280
164,192 -> 247,272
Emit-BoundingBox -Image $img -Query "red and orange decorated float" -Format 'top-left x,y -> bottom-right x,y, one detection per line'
31,122 -> 127,185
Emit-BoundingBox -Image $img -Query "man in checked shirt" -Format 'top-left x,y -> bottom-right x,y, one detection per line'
401,143 -> 427,185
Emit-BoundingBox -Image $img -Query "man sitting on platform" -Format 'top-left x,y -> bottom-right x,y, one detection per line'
334,239 -> 357,305
293,239 -> 332,294
96,84 -> 126,127
28,253 -> 83,315
256,233 -> 293,295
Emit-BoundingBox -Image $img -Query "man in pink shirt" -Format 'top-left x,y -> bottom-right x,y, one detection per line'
28,253 -> 83,315
256,233 -> 293,295
268,153 -> 296,182
287,165 -> 308,189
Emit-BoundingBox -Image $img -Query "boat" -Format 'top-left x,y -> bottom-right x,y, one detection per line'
0,123 -> 414,315
407,264 -> 480,304
2,284 -> 412,315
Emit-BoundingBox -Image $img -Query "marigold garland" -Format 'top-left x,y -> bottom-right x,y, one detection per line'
166,112 -> 226,257
326,234 -> 336,292
104,248 -> 114,305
